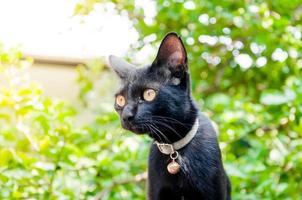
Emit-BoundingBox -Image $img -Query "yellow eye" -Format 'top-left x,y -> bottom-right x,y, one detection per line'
116,95 -> 126,107
143,89 -> 156,102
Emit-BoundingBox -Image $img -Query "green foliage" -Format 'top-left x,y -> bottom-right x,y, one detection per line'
0,48 -> 148,199
1,0 -> 302,199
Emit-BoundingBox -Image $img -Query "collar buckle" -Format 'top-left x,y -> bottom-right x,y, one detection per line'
156,143 -> 174,155
154,118 -> 199,155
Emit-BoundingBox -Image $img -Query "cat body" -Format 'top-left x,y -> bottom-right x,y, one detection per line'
109,32 -> 231,200
148,113 -> 231,200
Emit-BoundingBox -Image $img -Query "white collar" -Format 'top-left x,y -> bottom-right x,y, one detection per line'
154,118 -> 199,155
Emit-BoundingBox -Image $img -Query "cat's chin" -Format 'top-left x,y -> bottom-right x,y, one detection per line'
122,124 -> 146,135
130,129 -> 145,135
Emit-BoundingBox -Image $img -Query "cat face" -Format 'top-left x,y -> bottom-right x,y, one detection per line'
109,33 -> 197,143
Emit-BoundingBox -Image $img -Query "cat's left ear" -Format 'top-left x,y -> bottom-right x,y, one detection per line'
108,55 -> 135,80
152,32 -> 188,74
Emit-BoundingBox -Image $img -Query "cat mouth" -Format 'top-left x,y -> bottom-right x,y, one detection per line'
122,122 -> 146,134
129,125 -> 146,134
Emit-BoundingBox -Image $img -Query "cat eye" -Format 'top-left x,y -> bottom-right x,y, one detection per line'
116,95 -> 126,107
143,89 -> 156,102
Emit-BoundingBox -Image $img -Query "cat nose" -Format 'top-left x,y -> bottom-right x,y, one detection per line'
122,106 -> 135,122
122,111 -> 134,122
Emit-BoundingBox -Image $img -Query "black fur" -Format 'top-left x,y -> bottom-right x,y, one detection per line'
110,32 -> 231,200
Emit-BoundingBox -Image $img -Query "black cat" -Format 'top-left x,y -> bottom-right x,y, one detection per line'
109,32 -> 231,200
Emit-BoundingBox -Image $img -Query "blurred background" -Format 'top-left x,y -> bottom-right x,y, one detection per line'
0,0 -> 301,199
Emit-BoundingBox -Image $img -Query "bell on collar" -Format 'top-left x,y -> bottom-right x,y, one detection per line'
167,160 -> 181,174
167,151 -> 180,174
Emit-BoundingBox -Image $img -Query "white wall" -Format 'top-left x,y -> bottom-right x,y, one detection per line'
29,63 -> 78,102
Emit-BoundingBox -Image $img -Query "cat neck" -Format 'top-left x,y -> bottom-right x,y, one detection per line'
154,118 -> 199,154
151,102 -> 199,143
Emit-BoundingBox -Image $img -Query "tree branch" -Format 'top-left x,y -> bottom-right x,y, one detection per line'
94,172 -> 147,200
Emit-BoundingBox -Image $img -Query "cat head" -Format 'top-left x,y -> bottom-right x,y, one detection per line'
109,32 -> 197,143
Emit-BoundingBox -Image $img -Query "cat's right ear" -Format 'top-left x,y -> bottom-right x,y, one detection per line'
152,32 -> 187,72
108,55 -> 135,80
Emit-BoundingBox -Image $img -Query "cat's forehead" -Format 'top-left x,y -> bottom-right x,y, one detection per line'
126,66 -> 156,83
117,66 -> 164,94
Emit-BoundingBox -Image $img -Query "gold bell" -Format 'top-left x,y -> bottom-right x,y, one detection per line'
167,160 -> 180,174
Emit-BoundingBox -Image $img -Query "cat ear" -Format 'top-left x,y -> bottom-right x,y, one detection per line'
152,32 -> 187,72
109,55 -> 135,79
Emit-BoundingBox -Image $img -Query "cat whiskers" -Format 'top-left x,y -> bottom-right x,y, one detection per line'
148,123 -> 171,143
141,123 -> 163,142
136,119 -> 170,143
150,119 -> 183,139
151,115 -> 191,128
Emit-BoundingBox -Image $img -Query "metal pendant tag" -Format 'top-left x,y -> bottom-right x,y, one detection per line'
167,151 -> 180,174
167,160 -> 180,174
